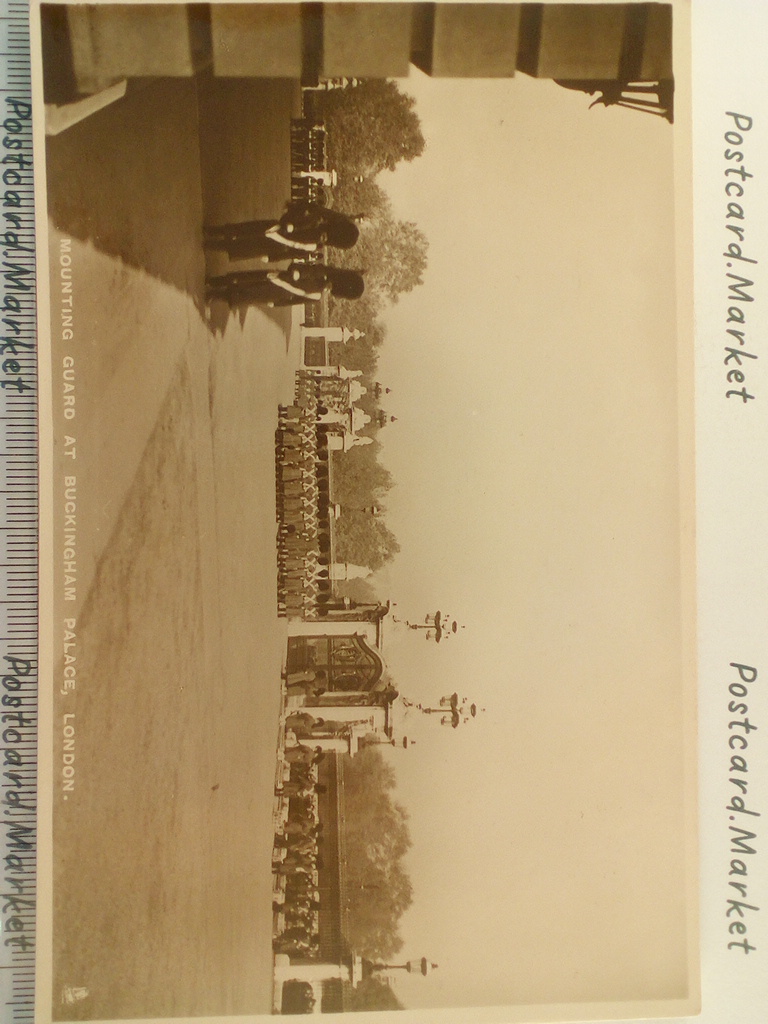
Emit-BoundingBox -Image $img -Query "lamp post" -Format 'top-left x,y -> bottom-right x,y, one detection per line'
401,691 -> 483,728
392,610 -> 462,643
366,957 -> 438,977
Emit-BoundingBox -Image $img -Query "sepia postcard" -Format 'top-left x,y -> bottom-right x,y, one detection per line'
31,2 -> 698,1022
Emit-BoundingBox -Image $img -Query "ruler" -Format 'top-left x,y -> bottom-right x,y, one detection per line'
0,0 -> 37,1021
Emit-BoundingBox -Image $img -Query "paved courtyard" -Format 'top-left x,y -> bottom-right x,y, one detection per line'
46,76 -> 301,1018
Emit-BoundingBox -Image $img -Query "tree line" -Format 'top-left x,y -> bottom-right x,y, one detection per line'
341,747 -> 413,962
310,80 -> 428,576
309,84 -> 424,1008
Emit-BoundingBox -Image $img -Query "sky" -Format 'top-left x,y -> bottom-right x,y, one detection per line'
348,67 -> 694,1014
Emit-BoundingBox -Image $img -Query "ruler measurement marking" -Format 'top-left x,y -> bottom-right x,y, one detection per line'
0,1 -> 39,1017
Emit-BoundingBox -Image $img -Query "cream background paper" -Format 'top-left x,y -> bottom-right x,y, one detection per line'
28,0 -> 713,1022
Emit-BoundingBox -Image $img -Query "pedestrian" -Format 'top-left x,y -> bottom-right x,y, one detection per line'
276,831 -> 315,847
283,744 -> 315,765
283,834 -> 320,855
285,711 -> 319,735
285,876 -> 318,899
282,817 -> 317,837
282,745 -> 321,770
276,777 -> 313,798
282,849 -> 315,869
286,670 -> 326,698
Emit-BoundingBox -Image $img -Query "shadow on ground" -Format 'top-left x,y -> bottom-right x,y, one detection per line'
45,74 -> 301,317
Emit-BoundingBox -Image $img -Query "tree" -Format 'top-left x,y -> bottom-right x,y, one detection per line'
333,577 -> 380,606
327,320 -> 386,378
325,307 -> 400,571
365,217 -> 428,304
334,214 -> 429,307
331,440 -> 400,573
332,442 -> 395,507
315,90 -> 428,579
341,748 -> 414,960
333,509 -> 400,574
332,176 -> 392,222
320,79 -> 426,176
329,290 -> 384,334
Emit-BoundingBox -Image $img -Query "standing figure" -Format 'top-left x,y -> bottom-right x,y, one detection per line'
206,263 -> 364,308
204,202 -> 363,261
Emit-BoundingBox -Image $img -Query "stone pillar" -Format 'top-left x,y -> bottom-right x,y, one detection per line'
411,4 -> 521,77
517,4 -> 628,80
322,3 -> 413,77
66,5 -> 208,94
210,4 -> 303,77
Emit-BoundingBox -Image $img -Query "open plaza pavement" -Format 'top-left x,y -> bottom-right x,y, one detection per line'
47,75 -> 302,1018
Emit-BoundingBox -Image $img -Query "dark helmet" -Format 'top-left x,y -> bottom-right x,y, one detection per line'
328,268 -> 365,300
324,215 -> 359,250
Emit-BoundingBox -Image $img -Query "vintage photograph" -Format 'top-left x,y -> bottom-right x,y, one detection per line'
34,2 -> 697,1021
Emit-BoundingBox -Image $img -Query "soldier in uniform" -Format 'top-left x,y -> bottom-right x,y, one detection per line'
204,201 -> 362,261
206,262 -> 364,307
